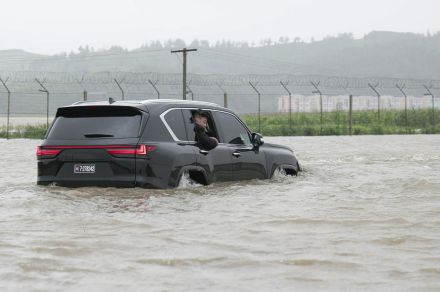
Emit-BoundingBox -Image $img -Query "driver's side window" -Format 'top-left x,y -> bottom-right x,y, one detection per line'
214,112 -> 251,145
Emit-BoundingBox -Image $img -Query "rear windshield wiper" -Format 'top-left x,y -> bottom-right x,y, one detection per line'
84,133 -> 114,138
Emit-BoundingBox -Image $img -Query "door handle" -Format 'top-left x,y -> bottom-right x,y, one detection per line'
199,149 -> 209,155
178,141 -> 196,146
232,152 -> 241,157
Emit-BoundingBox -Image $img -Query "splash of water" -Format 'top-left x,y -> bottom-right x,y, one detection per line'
177,172 -> 203,188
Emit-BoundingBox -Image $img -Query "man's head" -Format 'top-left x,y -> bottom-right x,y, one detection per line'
193,109 -> 209,128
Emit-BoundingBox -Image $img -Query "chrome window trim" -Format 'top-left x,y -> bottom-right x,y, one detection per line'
159,109 -> 180,141
159,107 -> 253,147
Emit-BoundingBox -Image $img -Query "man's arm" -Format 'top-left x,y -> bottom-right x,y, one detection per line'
194,124 -> 218,150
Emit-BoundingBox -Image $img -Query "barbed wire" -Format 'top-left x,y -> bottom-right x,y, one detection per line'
0,71 -> 439,90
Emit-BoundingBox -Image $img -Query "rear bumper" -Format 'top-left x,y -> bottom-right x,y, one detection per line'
37,176 -> 136,187
37,159 -> 173,188
37,155 -> 141,188
37,174 -> 170,189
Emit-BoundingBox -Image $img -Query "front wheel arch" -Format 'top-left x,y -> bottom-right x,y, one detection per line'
271,163 -> 299,178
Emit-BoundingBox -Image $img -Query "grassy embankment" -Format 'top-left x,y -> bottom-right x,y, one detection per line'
0,109 -> 439,139
243,109 -> 440,136
0,124 -> 48,139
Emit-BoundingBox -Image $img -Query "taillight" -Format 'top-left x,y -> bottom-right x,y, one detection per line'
37,146 -> 62,159
36,144 -> 155,159
106,145 -> 155,156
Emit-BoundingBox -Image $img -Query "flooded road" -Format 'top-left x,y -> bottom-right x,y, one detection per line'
0,135 -> 439,291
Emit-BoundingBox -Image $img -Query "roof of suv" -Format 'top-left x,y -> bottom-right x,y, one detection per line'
69,99 -> 227,114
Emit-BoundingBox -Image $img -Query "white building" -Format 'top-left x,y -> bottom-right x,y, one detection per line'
278,95 -> 438,113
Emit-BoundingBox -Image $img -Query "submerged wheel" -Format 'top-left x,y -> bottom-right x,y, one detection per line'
272,165 -> 298,178
271,166 -> 286,179
177,169 -> 208,187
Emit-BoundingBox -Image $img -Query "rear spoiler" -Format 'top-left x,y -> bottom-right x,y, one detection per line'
56,105 -> 143,118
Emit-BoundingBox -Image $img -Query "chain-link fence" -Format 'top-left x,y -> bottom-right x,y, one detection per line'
0,71 -> 439,137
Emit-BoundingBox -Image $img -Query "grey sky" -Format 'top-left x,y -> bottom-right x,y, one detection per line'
1,0 -> 439,54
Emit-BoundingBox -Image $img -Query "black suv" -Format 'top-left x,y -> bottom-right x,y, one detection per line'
37,99 -> 300,188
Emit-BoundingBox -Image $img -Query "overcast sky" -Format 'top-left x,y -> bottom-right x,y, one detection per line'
1,0 -> 439,54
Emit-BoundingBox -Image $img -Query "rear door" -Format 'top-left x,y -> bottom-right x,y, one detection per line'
40,106 -> 146,186
181,109 -> 233,182
213,111 -> 267,181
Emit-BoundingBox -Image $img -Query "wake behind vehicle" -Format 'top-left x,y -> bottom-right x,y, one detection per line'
37,99 -> 300,188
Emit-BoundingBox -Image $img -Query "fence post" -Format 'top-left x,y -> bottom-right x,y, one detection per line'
35,78 -> 50,129
349,94 -> 353,136
114,78 -> 125,100
249,82 -> 261,133
186,83 -> 194,101
0,77 -> 11,139
280,81 -> 292,129
216,83 -> 228,108
368,83 -> 381,121
423,85 -> 435,129
396,84 -> 408,133
76,77 -> 88,101
148,79 -> 160,99
311,81 -> 323,134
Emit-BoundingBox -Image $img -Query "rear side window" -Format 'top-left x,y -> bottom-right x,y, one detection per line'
47,106 -> 143,139
182,109 -> 196,141
164,109 -> 187,141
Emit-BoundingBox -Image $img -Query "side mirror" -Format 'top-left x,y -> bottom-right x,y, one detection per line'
251,133 -> 264,149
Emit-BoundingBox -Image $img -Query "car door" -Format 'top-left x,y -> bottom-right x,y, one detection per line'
158,108 -> 198,185
181,109 -> 233,182
213,111 -> 268,181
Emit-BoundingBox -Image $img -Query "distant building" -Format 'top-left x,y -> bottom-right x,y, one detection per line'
278,95 -> 438,112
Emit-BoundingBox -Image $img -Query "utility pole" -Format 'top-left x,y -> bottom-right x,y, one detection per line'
423,85 -> 435,128
280,81 -> 292,129
396,84 -> 408,133
171,48 -> 197,100
148,79 -> 160,99
311,81 -> 323,134
249,82 -> 261,133
0,77 -> 11,139
35,78 -> 50,129
114,78 -> 125,100
368,83 -> 381,121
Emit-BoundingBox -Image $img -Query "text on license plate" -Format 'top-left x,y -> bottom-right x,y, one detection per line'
74,164 -> 96,174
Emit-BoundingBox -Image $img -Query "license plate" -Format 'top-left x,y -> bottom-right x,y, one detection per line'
74,164 -> 96,174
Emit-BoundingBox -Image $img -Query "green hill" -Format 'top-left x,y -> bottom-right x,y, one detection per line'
1,31 -> 440,79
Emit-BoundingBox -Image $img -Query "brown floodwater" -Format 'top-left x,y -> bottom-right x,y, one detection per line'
0,135 -> 439,291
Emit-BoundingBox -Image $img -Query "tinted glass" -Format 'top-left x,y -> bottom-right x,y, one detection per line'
47,106 -> 142,139
48,116 -> 142,139
215,112 -> 251,145
182,109 -> 196,141
164,109 -> 187,141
